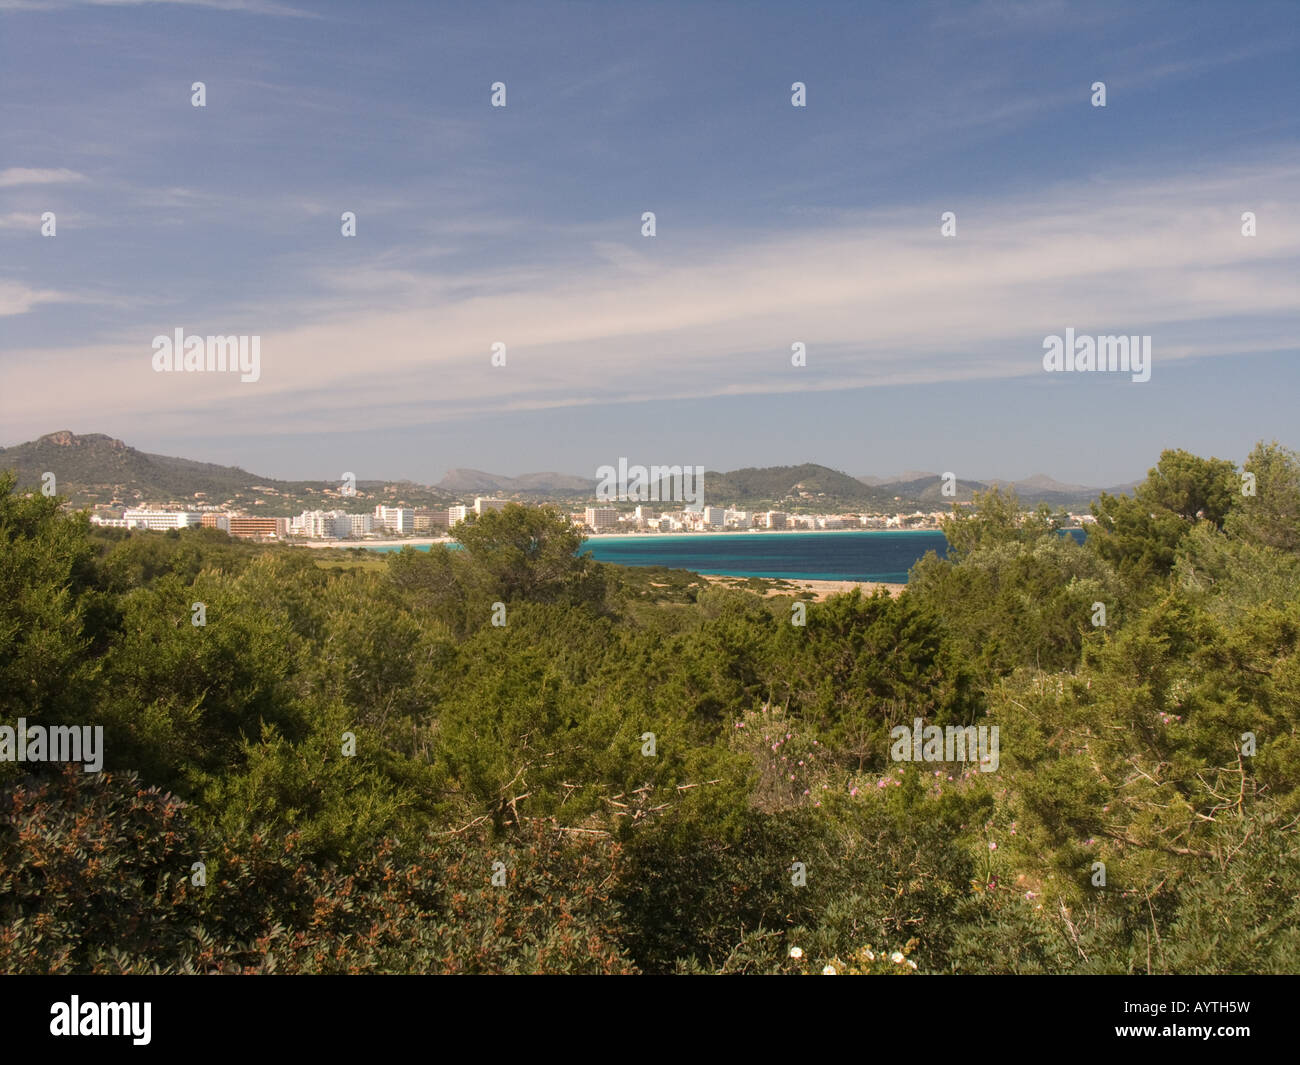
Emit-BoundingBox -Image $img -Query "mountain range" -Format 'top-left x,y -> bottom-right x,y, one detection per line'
0,432 -> 1138,512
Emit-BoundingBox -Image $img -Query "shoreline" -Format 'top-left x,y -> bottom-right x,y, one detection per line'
297,528 -> 945,550
582,527 -> 942,541
299,537 -> 452,549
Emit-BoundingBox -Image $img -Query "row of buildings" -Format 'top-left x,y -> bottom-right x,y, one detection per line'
579,506 -> 942,533
92,499 -> 1076,541
90,498 -> 514,541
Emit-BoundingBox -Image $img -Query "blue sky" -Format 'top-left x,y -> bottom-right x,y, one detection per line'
1,0 -> 1297,487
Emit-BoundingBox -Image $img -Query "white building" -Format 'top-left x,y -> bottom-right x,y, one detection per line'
90,514 -> 129,528
447,505 -> 470,527
348,513 -> 374,537
763,511 -> 788,529
290,510 -> 354,538
373,505 -> 413,534
474,497 -> 509,515
123,509 -> 203,530
703,506 -> 726,528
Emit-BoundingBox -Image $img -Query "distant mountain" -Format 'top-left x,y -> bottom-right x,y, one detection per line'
438,468 -> 595,494
857,470 -> 938,486
703,463 -> 886,507
0,432 -> 1135,514
855,469 -> 1137,508
0,431 -> 450,512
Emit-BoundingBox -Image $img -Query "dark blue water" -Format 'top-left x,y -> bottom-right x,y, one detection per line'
578,530 -> 948,583
365,528 -> 1087,583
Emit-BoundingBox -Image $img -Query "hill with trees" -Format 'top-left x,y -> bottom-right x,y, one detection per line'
0,430 -> 451,513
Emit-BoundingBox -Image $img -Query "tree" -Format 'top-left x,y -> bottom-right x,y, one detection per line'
453,503 -> 597,605
0,473 -> 98,743
1090,449 -> 1239,582
941,486 -> 1065,563
1225,440 -> 1300,552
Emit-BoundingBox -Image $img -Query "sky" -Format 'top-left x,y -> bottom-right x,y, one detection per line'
1,0 -> 1297,488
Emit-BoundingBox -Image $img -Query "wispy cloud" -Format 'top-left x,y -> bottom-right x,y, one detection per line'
0,279 -> 82,315
2,158 -> 1295,440
0,0 -> 314,16
0,167 -> 87,187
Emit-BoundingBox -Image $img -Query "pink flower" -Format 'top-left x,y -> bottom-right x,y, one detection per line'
850,787 -> 860,797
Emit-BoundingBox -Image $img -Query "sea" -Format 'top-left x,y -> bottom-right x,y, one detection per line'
364,528 -> 1087,584
580,530 -> 949,583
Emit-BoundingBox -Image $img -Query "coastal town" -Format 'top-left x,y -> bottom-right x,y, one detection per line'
87,496 -> 1097,542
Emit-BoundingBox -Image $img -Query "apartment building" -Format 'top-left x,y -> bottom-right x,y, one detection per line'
373,505 -> 413,534
412,509 -> 445,534
289,510 -> 353,539
123,508 -> 203,530
584,506 -> 618,532
227,516 -> 285,539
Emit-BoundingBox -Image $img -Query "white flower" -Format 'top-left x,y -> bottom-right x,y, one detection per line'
863,949 -> 875,962
906,959 -> 917,970
891,951 -> 905,964
822,965 -> 837,975
788,946 -> 803,959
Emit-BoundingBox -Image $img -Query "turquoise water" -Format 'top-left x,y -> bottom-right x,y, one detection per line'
362,528 -> 1087,583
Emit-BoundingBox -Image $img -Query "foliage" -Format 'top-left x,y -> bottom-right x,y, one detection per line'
0,442 -> 1297,974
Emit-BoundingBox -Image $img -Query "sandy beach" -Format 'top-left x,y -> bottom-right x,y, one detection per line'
581,527 -> 931,541
700,574 -> 905,600
299,537 -> 451,549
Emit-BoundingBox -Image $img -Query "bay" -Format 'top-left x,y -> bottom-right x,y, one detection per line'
364,528 -> 1088,583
